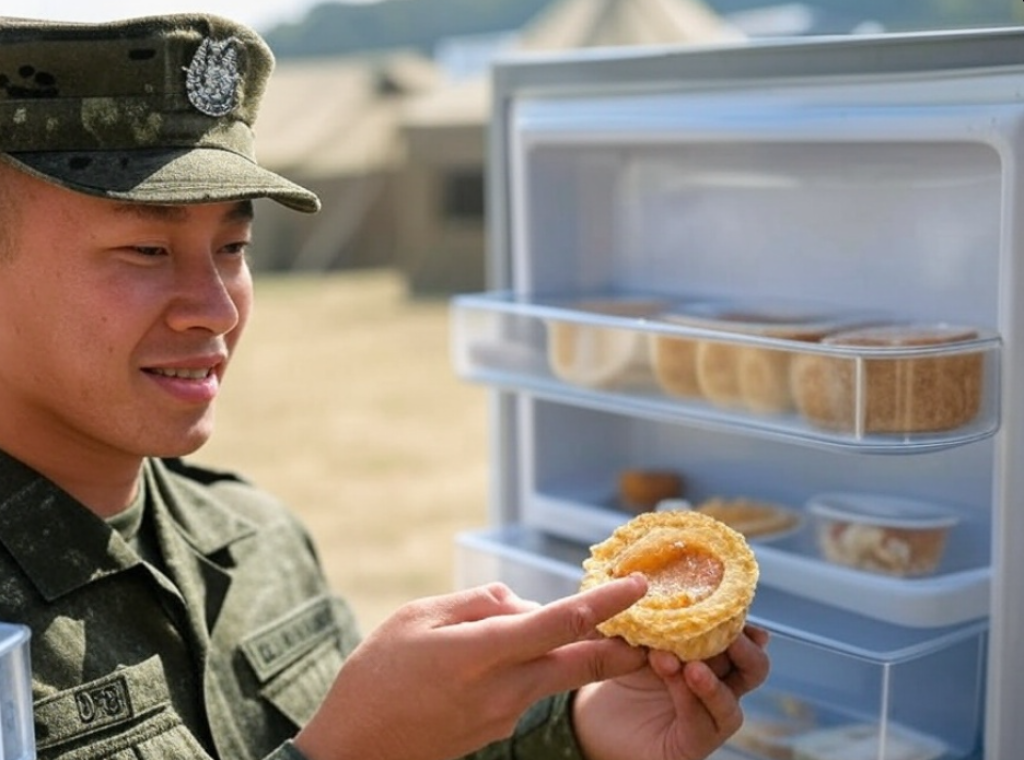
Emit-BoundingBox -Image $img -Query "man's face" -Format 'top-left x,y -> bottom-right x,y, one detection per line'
0,169 -> 254,463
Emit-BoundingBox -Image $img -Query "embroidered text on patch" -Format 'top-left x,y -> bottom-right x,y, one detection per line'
75,677 -> 131,725
186,37 -> 242,117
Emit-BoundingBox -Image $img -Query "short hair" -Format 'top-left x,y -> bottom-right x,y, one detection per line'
0,163 -> 14,261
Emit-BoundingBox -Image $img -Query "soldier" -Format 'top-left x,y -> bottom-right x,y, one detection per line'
0,13 -> 769,760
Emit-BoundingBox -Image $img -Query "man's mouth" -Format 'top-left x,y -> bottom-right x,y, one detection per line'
146,367 -> 214,380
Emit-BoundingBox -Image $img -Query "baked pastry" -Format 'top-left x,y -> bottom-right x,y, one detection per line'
648,320 -> 703,398
618,468 -> 685,514
580,510 -> 758,661
790,323 -> 984,434
702,320 -> 837,413
547,298 -> 666,389
695,497 -> 801,539
649,305 -> 842,412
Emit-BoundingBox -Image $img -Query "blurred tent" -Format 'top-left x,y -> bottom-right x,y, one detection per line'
249,52 -> 440,272
397,0 -> 744,293
251,0 -> 741,292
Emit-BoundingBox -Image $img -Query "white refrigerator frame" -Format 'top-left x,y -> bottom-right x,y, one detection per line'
473,26 -> 1024,760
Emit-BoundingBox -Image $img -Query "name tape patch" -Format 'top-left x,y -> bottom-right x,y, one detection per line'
241,597 -> 337,682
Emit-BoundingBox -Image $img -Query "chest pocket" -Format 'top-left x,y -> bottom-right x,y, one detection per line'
239,595 -> 352,727
33,656 -> 215,760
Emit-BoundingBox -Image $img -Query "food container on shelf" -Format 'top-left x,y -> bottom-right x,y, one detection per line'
647,300 -> 860,414
545,297 -> 668,389
790,323 -> 986,435
807,492 -> 960,578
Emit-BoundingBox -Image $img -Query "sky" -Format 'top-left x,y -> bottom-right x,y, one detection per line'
20,0 -> 376,33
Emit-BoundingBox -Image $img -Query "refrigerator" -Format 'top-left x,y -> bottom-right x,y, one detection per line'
450,25 -> 1024,760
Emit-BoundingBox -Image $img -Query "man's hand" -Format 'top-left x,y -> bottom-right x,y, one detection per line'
573,624 -> 771,760
294,576 -> 649,760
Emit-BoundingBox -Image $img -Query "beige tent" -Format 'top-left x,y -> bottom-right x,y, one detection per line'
250,52 -> 439,272
397,0 -> 743,294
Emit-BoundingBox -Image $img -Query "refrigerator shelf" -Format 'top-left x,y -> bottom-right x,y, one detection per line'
457,526 -> 985,760
518,490 -> 989,629
452,291 -> 1001,453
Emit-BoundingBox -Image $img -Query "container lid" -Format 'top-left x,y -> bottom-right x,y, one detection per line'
658,298 -> 859,339
807,492 -> 960,529
821,322 -> 978,348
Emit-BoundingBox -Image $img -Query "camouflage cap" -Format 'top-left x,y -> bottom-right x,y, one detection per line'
0,14 -> 320,212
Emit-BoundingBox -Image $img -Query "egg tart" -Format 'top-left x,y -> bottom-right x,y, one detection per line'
580,510 -> 759,661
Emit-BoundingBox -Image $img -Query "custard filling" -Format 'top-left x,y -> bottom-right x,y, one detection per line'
612,528 -> 725,608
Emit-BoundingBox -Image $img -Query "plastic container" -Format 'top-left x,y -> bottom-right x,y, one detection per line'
808,492 -> 960,578
0,623 -> 34,760
545,297 -> 667,389
647,300 -> 857,413
791,323 -> 986,435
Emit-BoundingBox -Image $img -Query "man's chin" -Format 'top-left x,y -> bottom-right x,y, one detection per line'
145,426 -> 215,459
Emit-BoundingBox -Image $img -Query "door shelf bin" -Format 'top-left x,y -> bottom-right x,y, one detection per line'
456,526 -> 986,760
452,291 -> 1001,453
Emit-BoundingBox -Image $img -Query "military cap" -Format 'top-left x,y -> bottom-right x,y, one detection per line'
0,14 -> 320,212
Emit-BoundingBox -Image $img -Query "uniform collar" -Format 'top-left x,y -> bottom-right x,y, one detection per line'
0,450 -> 256,602
143,457 -> 257,557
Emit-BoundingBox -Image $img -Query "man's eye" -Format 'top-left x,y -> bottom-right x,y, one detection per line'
222,241 -> 251,255
132,246 -> 166,257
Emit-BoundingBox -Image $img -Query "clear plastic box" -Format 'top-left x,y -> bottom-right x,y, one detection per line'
0,623 -> 34,760
451,291 -> 1001,453
456,526 -> 986,760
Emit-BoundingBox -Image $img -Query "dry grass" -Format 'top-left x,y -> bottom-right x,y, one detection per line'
194,269 -> 490,633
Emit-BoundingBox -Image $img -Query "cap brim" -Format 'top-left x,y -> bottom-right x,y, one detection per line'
1,147 -> 321,213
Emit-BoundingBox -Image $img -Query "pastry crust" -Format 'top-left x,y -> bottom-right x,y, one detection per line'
581,510 -> 759,661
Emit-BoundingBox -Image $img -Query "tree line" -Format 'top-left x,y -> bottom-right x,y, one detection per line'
262,0 -> 1024,59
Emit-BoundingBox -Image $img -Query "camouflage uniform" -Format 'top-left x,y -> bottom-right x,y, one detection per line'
0,14 -> 584,760
0,451 -> 583,759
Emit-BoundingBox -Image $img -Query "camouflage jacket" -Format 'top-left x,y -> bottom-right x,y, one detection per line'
0,452 -> 583,760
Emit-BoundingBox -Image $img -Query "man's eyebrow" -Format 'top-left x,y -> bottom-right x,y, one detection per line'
110,200 -> 255,223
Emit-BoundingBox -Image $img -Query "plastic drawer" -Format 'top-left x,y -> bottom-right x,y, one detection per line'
456,526 -> 986,760
0,623 -> 34,760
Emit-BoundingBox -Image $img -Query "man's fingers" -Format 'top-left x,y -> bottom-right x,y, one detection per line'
720,627 -> 771,696
484,574 -> 647,660
416,583 -> 542,627
519,635 -> 648,702
684,660 -> 745,737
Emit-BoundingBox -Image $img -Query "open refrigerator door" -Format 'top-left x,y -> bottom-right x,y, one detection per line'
451,26 -> 1024,760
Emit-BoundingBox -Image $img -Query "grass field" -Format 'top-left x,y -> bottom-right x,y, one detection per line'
194,269 -> 490,633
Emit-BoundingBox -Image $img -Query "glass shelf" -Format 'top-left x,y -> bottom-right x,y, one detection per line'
452,290 -> 1002,453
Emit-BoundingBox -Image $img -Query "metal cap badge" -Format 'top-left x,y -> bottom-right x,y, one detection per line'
0,14 -> 320,213
186,36 -> 244,118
